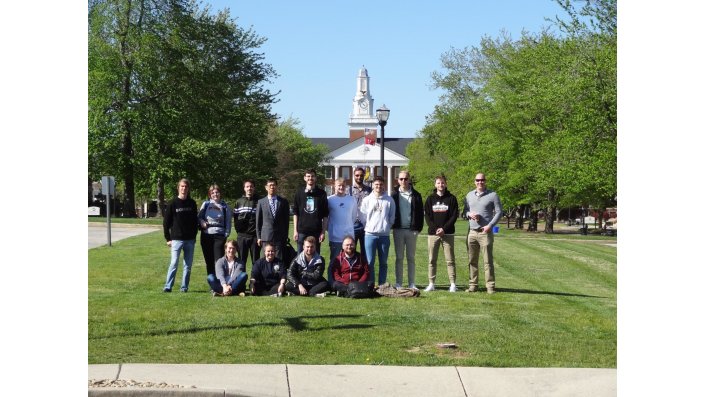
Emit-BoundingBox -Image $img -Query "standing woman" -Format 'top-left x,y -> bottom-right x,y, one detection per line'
198,184 -> 232,276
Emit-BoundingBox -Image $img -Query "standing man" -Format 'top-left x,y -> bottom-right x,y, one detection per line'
462,173 -> 503,294
256,178 -> 290,261
233,179 -> 261,269
327,177 -> 357,284
349,167 -> 371,258
162,178 -> 199,293
390,171 -> 424,289
423,175 -> 459,292
359,176 -> 395,286
292,168 -> 329,253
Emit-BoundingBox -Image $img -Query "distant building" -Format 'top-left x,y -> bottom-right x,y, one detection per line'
311,66 -> 414,194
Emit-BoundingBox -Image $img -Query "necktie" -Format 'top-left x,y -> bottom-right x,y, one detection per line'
269,197 -> 276,216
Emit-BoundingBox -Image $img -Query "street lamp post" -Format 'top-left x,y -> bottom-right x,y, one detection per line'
376,104 -> 390,179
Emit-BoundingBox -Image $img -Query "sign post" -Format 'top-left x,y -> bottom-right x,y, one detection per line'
101,176 -> 115,246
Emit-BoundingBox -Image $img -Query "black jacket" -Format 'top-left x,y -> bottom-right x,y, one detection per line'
233,194 -> 260,236
424,189 -> 459,235
287,251 -> 326,287
391,187 -> 424,232
250,257 -> 286,293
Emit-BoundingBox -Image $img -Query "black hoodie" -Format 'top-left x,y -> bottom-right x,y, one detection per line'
423,189 -> 459,235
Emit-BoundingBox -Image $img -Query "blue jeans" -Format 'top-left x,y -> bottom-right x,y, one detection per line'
354,227 -> 367,259
164,239 -> 196,291
364,234 -> 390,285
328,241 -> 344,285
207,273 -> 248,295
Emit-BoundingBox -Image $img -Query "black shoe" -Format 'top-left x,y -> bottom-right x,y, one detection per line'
163,288 -> 172,293
180,288 -> 188,293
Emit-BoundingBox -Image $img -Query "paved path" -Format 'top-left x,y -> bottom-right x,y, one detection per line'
88,364 -> 616,397
88,222 -> 160,249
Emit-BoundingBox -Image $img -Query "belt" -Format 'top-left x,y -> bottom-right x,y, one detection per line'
471,227 -> 483,232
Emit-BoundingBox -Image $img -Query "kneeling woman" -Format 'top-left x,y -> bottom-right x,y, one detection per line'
207,240 -> 247,296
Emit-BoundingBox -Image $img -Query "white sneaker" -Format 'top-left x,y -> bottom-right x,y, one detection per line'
409,284 -> 417,290
424,284 -> 435,292
449,284 -> 457,292
394,283 -> 402,289
315,293 -> 326,298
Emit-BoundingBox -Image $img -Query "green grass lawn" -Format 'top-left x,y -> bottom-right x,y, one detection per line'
88,221 -> 616,367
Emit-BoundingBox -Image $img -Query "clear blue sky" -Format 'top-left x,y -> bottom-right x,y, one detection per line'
206,0 -> 569,138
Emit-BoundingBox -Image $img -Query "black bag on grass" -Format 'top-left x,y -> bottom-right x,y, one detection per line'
283,238 -> 298,268
346,281 -> 374,299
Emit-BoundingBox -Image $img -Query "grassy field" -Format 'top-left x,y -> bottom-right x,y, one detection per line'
88,220 -> 616,367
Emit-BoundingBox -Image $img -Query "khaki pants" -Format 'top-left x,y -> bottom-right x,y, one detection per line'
466,229 -> 495,289
427,234 -> 456,284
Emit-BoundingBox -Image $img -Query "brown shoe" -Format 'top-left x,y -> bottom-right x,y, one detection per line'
487,288 -> 495,294
466,286 -> 477,293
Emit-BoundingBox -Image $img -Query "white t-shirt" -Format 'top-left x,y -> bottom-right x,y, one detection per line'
327,194 -> 357,243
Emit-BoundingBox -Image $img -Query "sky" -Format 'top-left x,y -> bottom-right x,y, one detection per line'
205,0 -> 569,138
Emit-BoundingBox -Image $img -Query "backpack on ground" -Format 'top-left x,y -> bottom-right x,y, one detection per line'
374,283 -> 421,298
283,238 -> 297,267
346,281 -> 374,299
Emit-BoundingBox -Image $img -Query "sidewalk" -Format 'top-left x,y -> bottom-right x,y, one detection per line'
88,364 -> 616,397
88,222 -> 161,249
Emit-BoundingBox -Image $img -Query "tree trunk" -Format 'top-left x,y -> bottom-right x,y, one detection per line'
544,204 -> 556,233
527,209 -> 539,232
115,0 -> 139,218
121,118 -> 137,217
514,204 -> 527,230
157,177 -> 165,218
544,189 -> 556,234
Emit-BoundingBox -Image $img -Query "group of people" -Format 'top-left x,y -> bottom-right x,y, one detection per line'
162,168 -> 502,296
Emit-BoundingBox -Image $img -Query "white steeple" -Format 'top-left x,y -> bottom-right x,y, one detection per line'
349,66 -> 377,125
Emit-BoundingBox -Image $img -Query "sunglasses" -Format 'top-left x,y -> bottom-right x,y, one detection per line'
398,177 -> 409,181
475,179 -> 485,182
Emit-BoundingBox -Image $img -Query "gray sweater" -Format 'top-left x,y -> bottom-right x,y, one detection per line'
214,255 -> 246,285
462,189 -> 503,230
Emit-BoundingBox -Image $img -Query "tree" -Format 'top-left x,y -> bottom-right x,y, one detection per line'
411,0 -> 616,233
266,118 -> 330,200
89,0 -> 278,215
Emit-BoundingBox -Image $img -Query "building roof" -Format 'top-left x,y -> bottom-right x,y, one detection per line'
311,137 -> 414,157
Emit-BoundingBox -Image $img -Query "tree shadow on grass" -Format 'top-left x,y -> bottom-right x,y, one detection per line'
90,314 -> 374,340
282,314 -> 375,331
492,288 -> 608,298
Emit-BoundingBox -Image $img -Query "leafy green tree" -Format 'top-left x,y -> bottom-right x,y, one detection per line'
89,0 -> 278,216
266,118 -> 330,201
411,0 -> 616,233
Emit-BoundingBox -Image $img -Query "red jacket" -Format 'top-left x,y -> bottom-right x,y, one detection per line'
331,250 -> 369,284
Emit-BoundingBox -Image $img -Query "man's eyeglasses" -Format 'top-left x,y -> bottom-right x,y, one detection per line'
475,179 -> 486,182
398,178 -> 409,181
